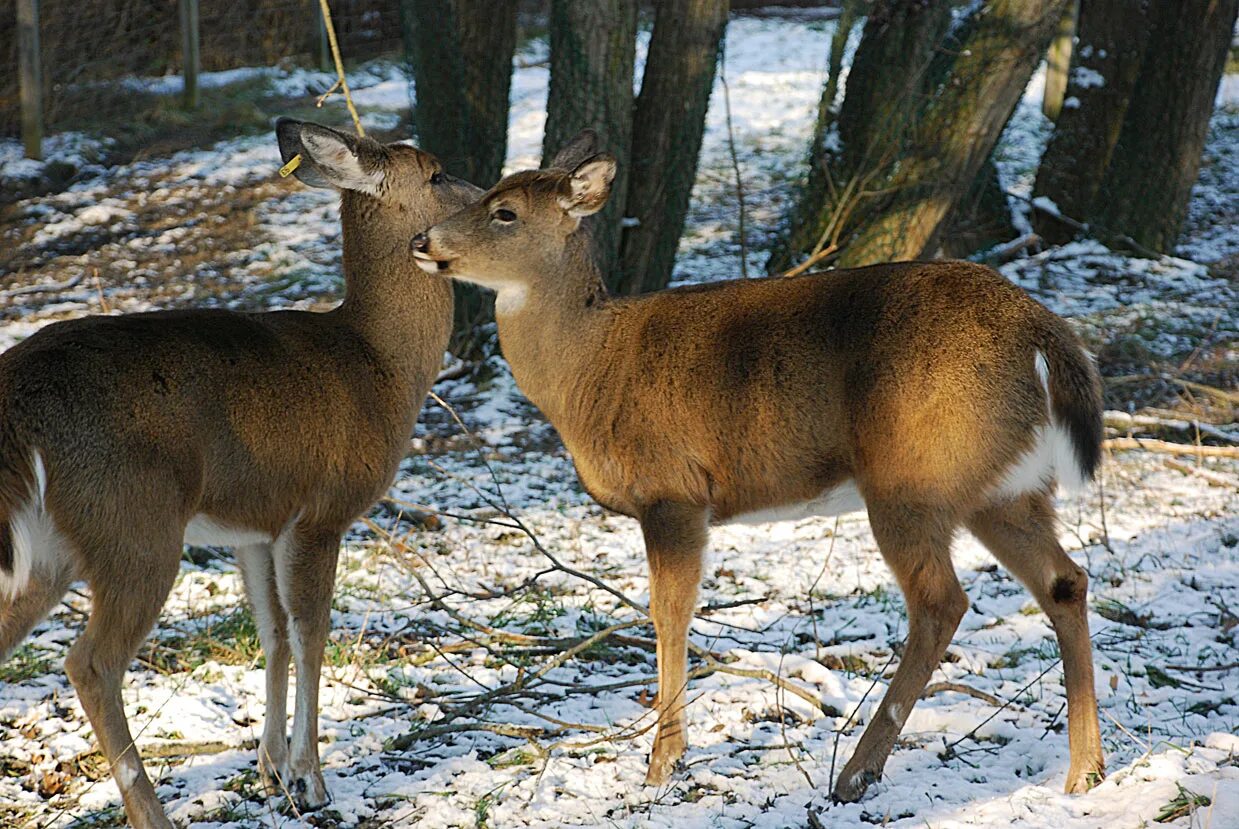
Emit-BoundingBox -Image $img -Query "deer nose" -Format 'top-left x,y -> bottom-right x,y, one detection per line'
410,232 -> 430,254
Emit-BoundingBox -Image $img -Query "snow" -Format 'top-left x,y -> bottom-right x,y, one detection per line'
1,14 -> 1238,829
1070,66 -> 1106,90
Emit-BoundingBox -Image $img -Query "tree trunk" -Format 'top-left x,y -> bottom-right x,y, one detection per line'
543,0 -> 638,286
404,0 -> 518,354
940,157 -> 1018,259
404,0 -> 517,186
768,0 -> 952,272
1042,0 -> 1079,121
1092,0 -> 1238,252
1032,0 -> 1154,245
616,0 -> 728,295
837,0 -> 1069,267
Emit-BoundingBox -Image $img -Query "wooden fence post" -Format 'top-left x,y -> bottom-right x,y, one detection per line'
179,0 -> 200,109
17,0 -> 43,161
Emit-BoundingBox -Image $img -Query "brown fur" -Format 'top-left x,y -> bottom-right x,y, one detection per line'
0,119 -> 481,829
415,161 -> 1106,801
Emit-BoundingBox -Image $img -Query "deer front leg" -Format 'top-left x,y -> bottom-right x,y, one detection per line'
640,501 -> 707,786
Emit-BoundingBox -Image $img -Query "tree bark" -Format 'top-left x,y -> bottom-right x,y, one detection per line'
616,0 -> 728,295
1092,0 -> 1238,252
1032,0 -> 1154,245
404,0 -> 517,187
837,0 -> 1069,267
403,0 -> 518,354
543,0 -> 638,285
940,157 -> 1018,258
768,0 -> 952,272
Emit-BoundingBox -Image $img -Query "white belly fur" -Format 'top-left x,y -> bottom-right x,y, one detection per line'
183,515 -> 273,548
726,481 -> 866,526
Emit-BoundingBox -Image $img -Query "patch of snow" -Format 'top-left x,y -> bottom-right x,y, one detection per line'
1071,66 -> 1106,90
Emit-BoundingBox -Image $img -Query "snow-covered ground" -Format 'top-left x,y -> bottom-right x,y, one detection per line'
1,14 -> 1237,829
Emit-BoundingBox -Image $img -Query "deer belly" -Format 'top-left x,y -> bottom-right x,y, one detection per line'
725,481 -> 866,526
184,515 -> 274,548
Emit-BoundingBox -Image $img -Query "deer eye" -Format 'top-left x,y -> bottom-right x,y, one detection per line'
493,208 -> 517,223
429,171 -> 444,185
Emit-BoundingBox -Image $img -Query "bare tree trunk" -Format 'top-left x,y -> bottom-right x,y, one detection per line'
1032,0 -> 1154,245
837,0 -> 1068,267
769,0 -> 951,272
404,0 -> 517,353
404,0 -> 516,186
1092,0 -> 1238,252
616,0 -> 728,295
543,0 -> 638,285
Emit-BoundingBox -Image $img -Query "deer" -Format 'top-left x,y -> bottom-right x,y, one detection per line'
0,118 -> 490,829
408,152 -> 1108,802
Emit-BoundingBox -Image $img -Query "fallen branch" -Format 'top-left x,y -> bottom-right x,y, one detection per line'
1103,437 -> 1239,459
1,272 -> 84,300
1163,661 -> 1239,673
1162,458 -> 1237,488
923,681 -> 1004,707
980,232 -> 1042,266
1104,411 -> 1237,444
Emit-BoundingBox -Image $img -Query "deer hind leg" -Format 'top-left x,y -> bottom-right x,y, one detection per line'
834,501 -> 967,803
235,543 -> 292,794
639,501 -> 708,787
270,524 -> 341,811
966,491 -> 1104,793
64,536 -> 181,829
1,562 -> 73,661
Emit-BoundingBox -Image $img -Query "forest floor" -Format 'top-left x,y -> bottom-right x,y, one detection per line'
1,14 -> 1237,829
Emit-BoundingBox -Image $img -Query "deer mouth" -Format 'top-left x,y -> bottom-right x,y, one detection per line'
412,251 -> 454,273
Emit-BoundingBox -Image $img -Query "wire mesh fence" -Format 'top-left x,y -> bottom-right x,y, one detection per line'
0,0 -> 403,139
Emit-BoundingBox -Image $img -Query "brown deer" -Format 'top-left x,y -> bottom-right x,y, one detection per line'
0,119 -> 486,829
409,154 -> 1107,802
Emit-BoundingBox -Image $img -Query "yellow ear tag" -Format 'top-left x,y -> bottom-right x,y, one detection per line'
278,154 -> 302,178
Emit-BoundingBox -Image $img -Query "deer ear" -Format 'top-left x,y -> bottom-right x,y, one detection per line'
288,121 -> 385,195
558,154 -> 616,217
546,129 -> 600,170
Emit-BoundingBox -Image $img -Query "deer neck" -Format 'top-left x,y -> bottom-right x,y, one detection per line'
494,235 -> 610,422
334,193 -> 454,382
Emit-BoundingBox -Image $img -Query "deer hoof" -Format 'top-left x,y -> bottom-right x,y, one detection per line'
832,767 -> 880,803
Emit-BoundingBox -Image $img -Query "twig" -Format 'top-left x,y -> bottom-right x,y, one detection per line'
435,359 -> 474,384
719,37 -> 748,279
1,272 -> 84,300
781,243 -> 839,278
316,0 -> 365,137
